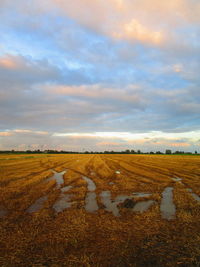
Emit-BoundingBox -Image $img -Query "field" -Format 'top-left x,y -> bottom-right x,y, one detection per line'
0,154 -> 200,267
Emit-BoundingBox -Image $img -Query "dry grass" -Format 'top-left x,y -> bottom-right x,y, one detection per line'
0,154 -> 200,267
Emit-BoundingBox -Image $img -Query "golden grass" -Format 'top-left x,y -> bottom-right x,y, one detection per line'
0,154 -> 200,267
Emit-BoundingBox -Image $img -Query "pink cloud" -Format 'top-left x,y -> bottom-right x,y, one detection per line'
0,131 -> 13,137
13,129 -> 48,135
169,142 -> 190,147
0,56 -> 18,69
113,19 -> 164,45
46,0 -> 199,48
96,141 -> 122,147
44,84 -> 144,105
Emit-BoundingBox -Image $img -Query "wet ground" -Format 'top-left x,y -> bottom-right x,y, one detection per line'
46,169 -> 67,188
160,187 -> 176,220
23,169 -> 200,220
27,196 -> 48,213
187,188 -> 200,202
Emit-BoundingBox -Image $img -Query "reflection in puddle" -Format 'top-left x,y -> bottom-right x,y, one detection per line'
100,191 -> 155,216
82,176 -> 96,191
100,191 -> 120,216
53,185 -> 73,213
27,196 -> 48,213
83,176 -> 98,212
47,170 -> 66,189
85,192 -> 98,213
187,188 -> 200,202
133,200 -> 155,213
160,187 -> 176,220
61,185 -> 73,193
53,194 -> 72,213
132,192 -> 152,198
115,195 -> 132,203
100,191 -> 134,217
0,206 -> 8,218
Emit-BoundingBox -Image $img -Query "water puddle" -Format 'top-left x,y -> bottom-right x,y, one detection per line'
82,176 -> 96,191
52,184 -> 73,213
187,188 -> 200,202
132,192 -> 152,198
53,194 -> 72,213
160,187 -> 176,220
115,195 -> 133,203
46,170 -> 66,189
133,200 -> 155,213
100,191 -> 134,216
116,171 -> 120,174
109,182 -> 115,185
82,176 -> 98,212
27,195 -> 48,213
100,191 -> 120,216
61,185 -> 73,193
85,192 -> 98,213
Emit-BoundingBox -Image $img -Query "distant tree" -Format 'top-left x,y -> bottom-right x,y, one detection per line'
165,149 -> 172,154
125,149 -> 130,154
156,151 -> 162,154
195,151 -> 197,154
137,150 -> 141,154
130,149 -> 135,154
150,151 -> 154,154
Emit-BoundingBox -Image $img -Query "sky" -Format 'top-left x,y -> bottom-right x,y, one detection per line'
0,0 -> 200,152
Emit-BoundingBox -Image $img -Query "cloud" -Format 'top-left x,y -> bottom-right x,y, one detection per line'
13,129 -> 49,135
96,141 -> 122,147
0,56 -> 19,69
0,129 -> 49,136
113,19 -> 164,45
169,142 -> 190,147
44,84 -> 146,107
41,0 -> 200,51
0,131 -> 13,137
2,0 -> 199,50
0,1 -> 199,151
1,129 -> 199,152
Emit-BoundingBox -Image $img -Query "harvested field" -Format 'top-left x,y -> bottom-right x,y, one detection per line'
0,154 -> 200,267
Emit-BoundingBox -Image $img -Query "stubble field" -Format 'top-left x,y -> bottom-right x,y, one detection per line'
0,154 -> 200,267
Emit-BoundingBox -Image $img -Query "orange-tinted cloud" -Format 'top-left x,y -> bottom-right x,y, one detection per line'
44,84 -> 144,105
96,141 -> 122,147
47,0 -> 200,48
0,56 -> 18,69
169,142 -> 190,147
0,129 -> 49,136
13,129 -> 48,135
113,19 -> 164,45
0,131 -> 13,137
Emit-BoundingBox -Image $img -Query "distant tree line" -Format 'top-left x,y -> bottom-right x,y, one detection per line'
0,149 -> 198,155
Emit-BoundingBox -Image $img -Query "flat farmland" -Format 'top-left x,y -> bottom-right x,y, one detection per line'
0,154 -> 200,267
